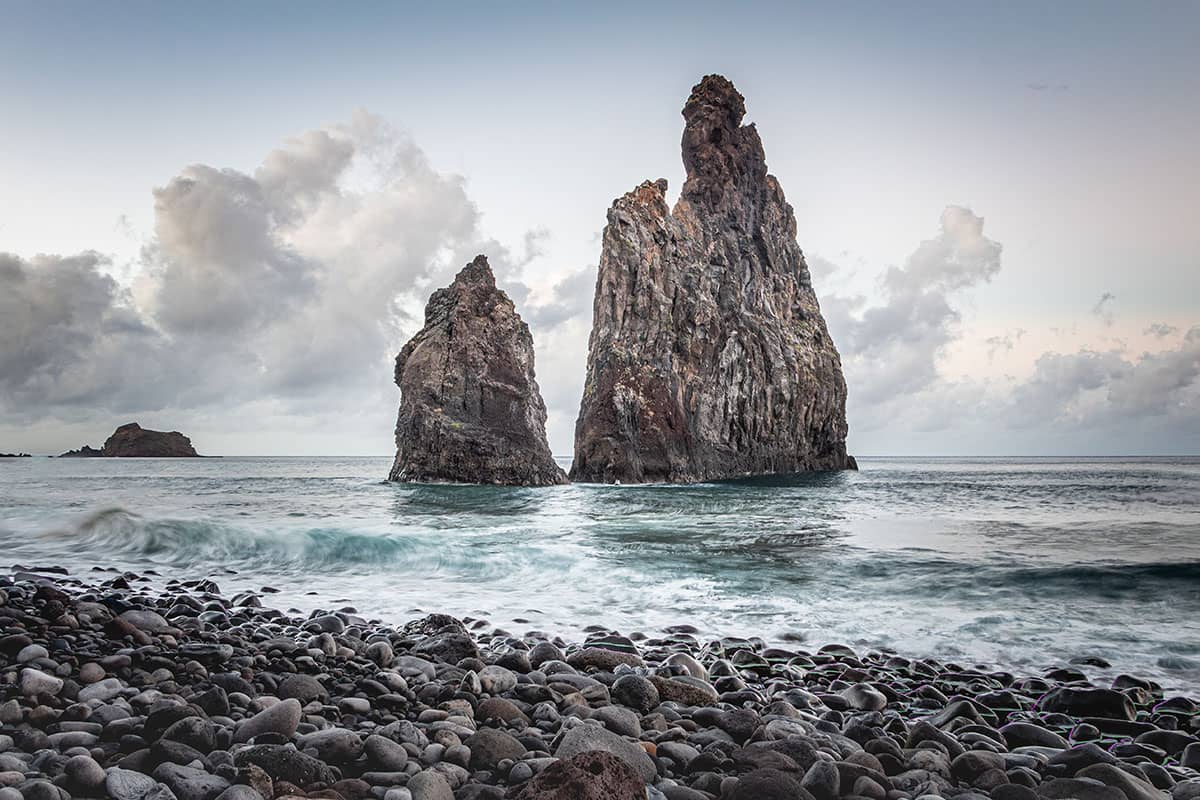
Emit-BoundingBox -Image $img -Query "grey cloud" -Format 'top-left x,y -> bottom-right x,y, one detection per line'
1008,329 -> 1200,429
1092,292 -> 1116,326
821,206 -> 1002,406
1,111 -> 548,433
0,252 -> 182,417
985,335 -> 1015,361
1145,322 -> 1179,338
523,265 -> 597,329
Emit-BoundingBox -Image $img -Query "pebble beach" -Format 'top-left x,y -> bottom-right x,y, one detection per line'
1,567 -> 1196,800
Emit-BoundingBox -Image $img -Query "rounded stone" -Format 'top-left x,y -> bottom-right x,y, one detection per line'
406,771 -> 454,800
612,674 -> 659,713
235,698 -> 302,743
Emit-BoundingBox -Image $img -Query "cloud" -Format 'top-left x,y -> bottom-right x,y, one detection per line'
0,111 -> 547,441
821,206 -> 1002,407
523,265 -> 597,329
817,209 -> 1199,452
1145,322 -> 1179,339
1092,292 -> 1117,327
1009,330 -> 1200,430
0,252 -> 182,418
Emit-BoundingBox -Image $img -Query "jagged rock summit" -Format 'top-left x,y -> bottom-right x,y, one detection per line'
388,255 -> 566,486
570,75 -> 856,483
60,423 -> 200,457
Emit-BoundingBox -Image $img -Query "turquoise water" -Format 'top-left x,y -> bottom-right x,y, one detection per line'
1,455 -> 1197,691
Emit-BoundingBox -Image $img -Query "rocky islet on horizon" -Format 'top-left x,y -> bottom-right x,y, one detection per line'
569,75 -> 855,484
59,424 -> 200,459
387,256 -> 566,487
0,569 -> 1196,800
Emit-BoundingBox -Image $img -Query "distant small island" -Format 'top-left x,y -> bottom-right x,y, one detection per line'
0,452 -> 32,458
59,422 -> 201,457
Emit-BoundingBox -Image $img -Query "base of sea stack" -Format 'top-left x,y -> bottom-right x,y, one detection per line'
570,451 -> 859,484
2,571 -> 1195,800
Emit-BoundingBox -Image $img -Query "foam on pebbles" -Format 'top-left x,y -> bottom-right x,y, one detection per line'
0,569 -> 1196,800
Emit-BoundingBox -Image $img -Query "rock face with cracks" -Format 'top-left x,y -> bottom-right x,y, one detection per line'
388,255 -> 566,486
570,74 -> 855,483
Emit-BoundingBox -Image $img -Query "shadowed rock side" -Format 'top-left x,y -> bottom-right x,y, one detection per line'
60,422 -> 199,457
570,74 -> 856,484
388,255 -> 566,486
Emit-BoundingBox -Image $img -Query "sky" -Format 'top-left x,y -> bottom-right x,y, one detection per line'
1,1 -> 1198,456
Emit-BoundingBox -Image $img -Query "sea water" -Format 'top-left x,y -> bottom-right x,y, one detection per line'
1,455 -> 1197,691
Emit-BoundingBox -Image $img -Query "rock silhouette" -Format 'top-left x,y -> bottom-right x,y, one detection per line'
571,75 -> 855,483
388,255 -> 566,486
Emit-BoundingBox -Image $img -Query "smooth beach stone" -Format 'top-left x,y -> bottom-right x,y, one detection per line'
235,698 -> 302,743
19,669 -> 62,697
1076,764 -> 1166,800
464,728 -> 526,771
215,787 -> 264,800
296,728 -> 364,763
106,767 -> 159,800
75,661 -> 105,685
16,644 -> 49,663
592,705 -> 642,738
665,652 -> 708,679
120,609 -> 174,632
276,675 -> 326,703
612,674 -> 659,713
729,768 -> 810,800
650,675 -> 719,706
364,735 -> 409,771
1183,742 -> 1200,770
801,759 -> 841,800
152,764 -> 230,800
1135,729 -> 1196,756
406,771 -> 454,800
566,647 -> 643,671
1001,722 -> 1070,750
1046,743 -> 1117,776
1037,688 -> 1136,721
63,755 -> 106,791
474,698 -> 528,726
951,751 -> 1007,783
842,683 -> 887,711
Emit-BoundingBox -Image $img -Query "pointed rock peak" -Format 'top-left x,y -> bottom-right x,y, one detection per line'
453,254 -> 496,290
570,76 -> 853,483
680,74 -> 766,204
683,74 -> 746,129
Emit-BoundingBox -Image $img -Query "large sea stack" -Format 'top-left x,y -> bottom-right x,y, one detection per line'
388,255 -> 566,486
571,75 -> 856,483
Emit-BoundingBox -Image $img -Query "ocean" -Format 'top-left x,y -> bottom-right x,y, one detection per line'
1,455 -> 1197,692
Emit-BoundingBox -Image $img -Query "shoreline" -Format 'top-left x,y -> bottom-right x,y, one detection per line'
1,569 -> 1196,800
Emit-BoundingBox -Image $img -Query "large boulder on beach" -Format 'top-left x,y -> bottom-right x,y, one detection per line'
508,750 -> 646,799
570,74 -> 855,483
387,255 -> 566,486
554,724 -> 656,783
